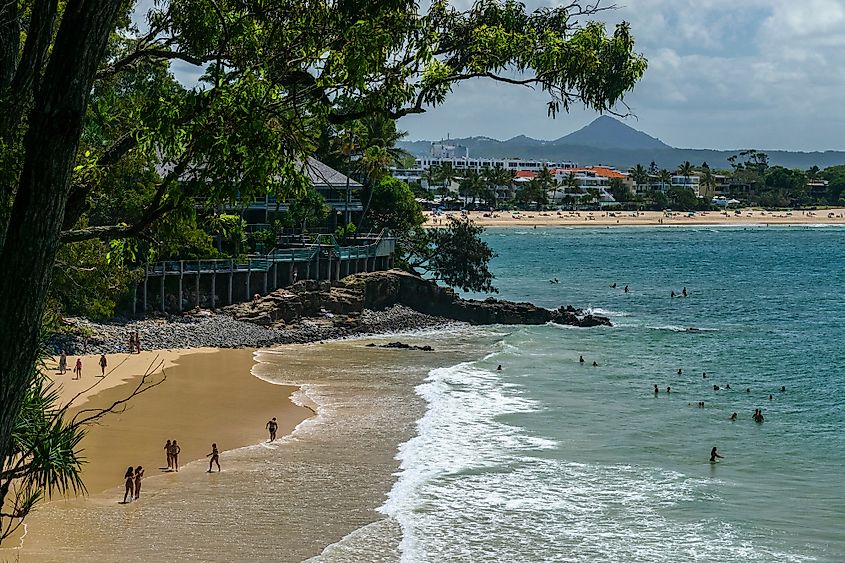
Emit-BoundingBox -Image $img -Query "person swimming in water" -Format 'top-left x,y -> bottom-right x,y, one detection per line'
666,386 -> 671,393
780,385 -> 786,392
702,372 -> 707,378
610,283 -> 617,288
592,361 -> 598,367
623,285 -> 629,293
713,384 -> 720,391
730,412 -> 737,421
710,447 -> 723,463
671,291 -> 676,298
653,384 -> 659,394
682,287 -> 688,297
496,364 -> 503,371
677,368 -> 682,375
579,355 -> 585,363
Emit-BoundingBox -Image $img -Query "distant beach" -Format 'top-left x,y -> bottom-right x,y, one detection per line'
427,207 -> 845,227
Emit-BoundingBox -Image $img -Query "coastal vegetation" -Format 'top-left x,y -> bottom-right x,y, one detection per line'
0,0 -> 647,539
412,152 -> 845,212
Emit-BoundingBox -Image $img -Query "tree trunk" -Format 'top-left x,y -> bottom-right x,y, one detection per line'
0,0 -> 123,487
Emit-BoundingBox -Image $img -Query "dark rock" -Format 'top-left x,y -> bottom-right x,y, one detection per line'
366,341 -> 434,351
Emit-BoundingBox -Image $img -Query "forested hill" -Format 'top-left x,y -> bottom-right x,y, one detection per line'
399,116 -> 845,170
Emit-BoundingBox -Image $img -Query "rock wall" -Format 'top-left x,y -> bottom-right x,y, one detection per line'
221,270 -> 611,329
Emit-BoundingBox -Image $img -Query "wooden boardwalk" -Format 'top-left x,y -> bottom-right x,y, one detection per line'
136,231 -> 395,314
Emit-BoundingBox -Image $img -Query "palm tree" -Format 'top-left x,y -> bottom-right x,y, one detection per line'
536,165 -> 554,207
700,162 -> 715,197
658,169 -> 672,192
459,169 -> 486,206
564,171 -> 580,195
631,164 -> 649,193
433,162 -> 457,192
483,164 -> 515,207
677,161 -> 694,189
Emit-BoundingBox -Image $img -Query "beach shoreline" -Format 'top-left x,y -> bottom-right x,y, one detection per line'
15,347 -> 312,560
426,208 -> 845,227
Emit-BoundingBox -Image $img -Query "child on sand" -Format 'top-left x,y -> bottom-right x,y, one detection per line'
123,466 -> 135,503
207,443 -> 220,472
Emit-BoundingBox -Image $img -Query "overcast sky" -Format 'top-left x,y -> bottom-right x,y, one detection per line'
398,0 -> 845,151
158,0 -> 845,151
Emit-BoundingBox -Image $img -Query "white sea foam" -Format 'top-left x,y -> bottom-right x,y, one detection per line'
381,361 -> 556,561
646,325 -> 718,333
584,307 -> 631,317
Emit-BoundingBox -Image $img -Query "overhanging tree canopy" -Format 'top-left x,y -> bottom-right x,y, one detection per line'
0,0 -> 646,536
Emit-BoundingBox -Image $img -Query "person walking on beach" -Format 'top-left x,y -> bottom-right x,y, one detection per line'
134,466 -> 144,500
123,466 -> 135,503
266,417 -> 278,442
134,331 -> 142,353
99,354 -> 107,377
710,447 -> 723,463
164,439 -> 172,470
170,440 -> 181,471
128,332 -> 135,354
58,351 -> 67,374
73,357 -> 82,380
207,443 -> 220,472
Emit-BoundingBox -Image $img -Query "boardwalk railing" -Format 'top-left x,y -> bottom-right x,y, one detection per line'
137,230 -> 395,314
144,229 -> 391,276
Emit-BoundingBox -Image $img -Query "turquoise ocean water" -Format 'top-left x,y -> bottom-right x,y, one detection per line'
380,226 -> 845,562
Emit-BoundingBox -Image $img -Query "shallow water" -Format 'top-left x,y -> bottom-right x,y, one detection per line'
374,226 -> 845,562
15,226 -> 845,562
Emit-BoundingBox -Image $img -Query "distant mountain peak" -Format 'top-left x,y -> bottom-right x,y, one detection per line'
554,116 -> 670,150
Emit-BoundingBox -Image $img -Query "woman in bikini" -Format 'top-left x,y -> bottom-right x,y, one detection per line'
170,439 -> 181,471
123,466 -> 135,503
134,466 -> 144,499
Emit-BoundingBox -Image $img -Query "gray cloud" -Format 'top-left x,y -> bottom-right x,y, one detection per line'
401,0 -> 845,151
153,0 -> 845,151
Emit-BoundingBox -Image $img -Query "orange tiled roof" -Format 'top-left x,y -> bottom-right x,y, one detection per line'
514,170 -> 537,178
564,167 -> 627,179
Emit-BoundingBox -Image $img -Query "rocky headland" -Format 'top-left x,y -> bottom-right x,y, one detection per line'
50,270 -> 610,354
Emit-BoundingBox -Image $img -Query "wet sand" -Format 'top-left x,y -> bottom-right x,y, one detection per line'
427,208 -> 845,227
9,332 -> 483,562
15,348 -> 310,560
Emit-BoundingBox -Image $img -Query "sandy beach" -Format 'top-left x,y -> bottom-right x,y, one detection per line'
6,331 -> 477,562
14,348 -> 311,560
426,208 -> 845,227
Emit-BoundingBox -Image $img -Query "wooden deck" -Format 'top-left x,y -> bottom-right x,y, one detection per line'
136,231 -> 396,314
